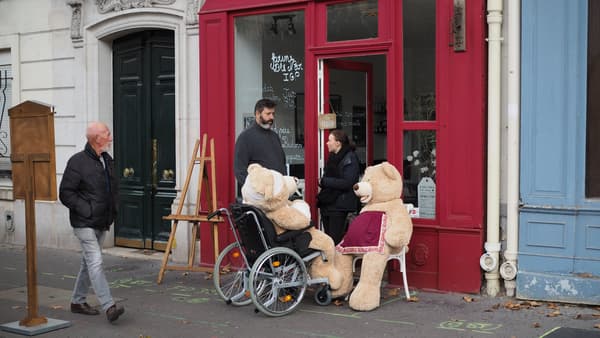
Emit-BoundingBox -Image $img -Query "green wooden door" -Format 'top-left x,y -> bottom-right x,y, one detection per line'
113,30 -> 176,250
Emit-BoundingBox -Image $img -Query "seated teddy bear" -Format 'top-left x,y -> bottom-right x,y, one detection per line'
331,161 -> 413,311
241,163 -> 343,291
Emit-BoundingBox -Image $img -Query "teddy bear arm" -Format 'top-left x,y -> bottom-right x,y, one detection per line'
267,207 -> 311,231
383,202 -> 413,249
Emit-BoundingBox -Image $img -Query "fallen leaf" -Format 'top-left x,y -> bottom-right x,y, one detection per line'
504,301 -> 521,310
11,306 -> 21,310
594,323 -> 600,329
220,264 -> 231,274
532,322 -> 541,328
575,314 -> 583,319
50,305 -> 63,310
492,303 -> 501,309
387,288 -> 400,297
333,299 -> 344,306
547,303 -> 560,310
407,296 -> 419,302
463,296 -> 475,303
547,310 -> 561,317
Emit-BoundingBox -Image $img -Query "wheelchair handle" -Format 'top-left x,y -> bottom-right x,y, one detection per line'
208,208 -> 226,220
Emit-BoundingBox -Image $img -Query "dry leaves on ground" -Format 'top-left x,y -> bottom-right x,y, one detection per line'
532,322 -> 541,328
407,296 -> 419,302
50,305 -> 63,310
594,323 -> 600,329
333,299 -> 344,306
385,288 -> 400,298
463,296 -> 476,303
546,310 -> 561,317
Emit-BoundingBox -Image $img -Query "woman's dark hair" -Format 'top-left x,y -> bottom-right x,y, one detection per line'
330,129 -> 356,151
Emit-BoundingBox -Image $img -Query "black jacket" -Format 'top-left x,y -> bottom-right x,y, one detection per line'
59,143 -> 118,230
319,150 -> 360,212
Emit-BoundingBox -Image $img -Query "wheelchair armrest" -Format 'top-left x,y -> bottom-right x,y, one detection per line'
275,221 -> 313,243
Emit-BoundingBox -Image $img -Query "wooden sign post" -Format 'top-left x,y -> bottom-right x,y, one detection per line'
0,101 -> 70,336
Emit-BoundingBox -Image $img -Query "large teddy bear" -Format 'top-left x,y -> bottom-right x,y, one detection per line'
241,163 -> 343,291
331,161 -> 413,311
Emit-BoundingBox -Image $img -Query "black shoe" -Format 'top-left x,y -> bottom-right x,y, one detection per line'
70,302 -> 100,315
106,304 -> 124,322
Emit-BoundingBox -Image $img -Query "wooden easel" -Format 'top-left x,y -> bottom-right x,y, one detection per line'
157,134 -> 223,284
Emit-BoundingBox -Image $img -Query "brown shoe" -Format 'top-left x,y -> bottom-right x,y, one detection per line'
106,304 -> 124,322
70,302 -> 100,315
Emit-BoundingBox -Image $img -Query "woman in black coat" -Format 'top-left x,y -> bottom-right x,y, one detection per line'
317,129 -> 361,245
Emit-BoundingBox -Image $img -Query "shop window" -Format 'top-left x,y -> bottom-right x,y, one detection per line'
586,0 -> 600,198
403,0 -> 436,121
0,50 -> 11,178
403,130 -> 436,219
234,11 -> 306,186
327,0 -> 378,42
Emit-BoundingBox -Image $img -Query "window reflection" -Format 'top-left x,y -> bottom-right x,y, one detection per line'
234,11 -> 305,184
403,130 -> 436,219
403,0 -> 436,121
327,0 -> 378,42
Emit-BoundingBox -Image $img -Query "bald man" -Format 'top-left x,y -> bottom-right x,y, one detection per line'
59,121 -> 124,322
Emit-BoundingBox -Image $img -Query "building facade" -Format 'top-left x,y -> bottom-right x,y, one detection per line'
517,0 -> 600,305
0,0 -> 203,263
199,0 -> 487,293
1,0 -> 598,303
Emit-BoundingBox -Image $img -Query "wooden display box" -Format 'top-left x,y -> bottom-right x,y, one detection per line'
9,100 -> 57,201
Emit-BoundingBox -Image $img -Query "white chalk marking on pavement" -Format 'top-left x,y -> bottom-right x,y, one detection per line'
375,319 -> 416,326
299,309 -> 361,319
281,329 -> 341,338
539,326 -> 561,338
3,266 -> 16,270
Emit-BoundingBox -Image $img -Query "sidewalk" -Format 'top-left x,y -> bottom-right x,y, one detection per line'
1,243 -> 599,338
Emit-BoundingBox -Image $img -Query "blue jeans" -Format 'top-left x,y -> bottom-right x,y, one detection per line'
71,227 -> 114,312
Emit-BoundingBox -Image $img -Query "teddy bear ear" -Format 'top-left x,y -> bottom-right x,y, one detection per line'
382,162 -> 401,180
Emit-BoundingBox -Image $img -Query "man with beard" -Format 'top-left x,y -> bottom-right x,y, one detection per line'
234,98 -> 286,196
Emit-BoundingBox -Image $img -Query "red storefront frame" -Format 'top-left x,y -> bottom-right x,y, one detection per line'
199,0 -> 486,293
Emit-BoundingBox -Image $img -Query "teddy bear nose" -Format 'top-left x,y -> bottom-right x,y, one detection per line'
353,183 -> 359,191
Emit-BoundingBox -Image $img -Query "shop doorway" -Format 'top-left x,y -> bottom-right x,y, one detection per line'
112,30 -> 176,250
320,55 -> 387,175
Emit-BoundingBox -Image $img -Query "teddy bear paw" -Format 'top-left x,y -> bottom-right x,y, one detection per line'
348,283 -> 380,311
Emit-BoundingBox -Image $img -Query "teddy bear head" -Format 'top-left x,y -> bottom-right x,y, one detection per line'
354,162 -> 403,204
241,163 -> 297,212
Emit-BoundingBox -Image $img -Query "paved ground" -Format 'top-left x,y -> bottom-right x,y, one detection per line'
0,243 -> 599,338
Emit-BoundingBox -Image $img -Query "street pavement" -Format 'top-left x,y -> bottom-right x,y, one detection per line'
1,243 -> 599,338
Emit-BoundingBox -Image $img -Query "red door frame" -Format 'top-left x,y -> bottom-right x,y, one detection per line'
323,59 -> 374,165
199,0 -> 486,293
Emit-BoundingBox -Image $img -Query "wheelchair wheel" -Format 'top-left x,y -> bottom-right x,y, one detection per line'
314,285 -> 332,306
213,242 -> 252,306
249,247 -> 307,317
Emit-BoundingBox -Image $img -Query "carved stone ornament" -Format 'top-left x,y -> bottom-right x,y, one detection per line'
66,0 -> 83,44
185,0 -> 200,25
95,0 -> 176,14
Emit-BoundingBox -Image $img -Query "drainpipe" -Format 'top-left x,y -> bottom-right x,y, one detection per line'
499,0 -> 520,297
480,0 -> 503,297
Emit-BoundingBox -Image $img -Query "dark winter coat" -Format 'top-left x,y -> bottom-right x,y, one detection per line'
59,143 -> 118,230
318,148 -> 360,212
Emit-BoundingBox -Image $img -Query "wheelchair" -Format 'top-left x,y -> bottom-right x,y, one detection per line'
208,203 -> 332,317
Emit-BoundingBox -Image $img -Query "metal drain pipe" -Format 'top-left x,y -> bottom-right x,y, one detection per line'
500,0 -> 520,297
480,0 -> 503,297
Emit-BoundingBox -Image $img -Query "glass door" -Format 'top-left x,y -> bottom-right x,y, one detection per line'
320,55 -> 386,176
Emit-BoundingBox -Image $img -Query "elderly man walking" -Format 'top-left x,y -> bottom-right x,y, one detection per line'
59,121 -> 125,323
